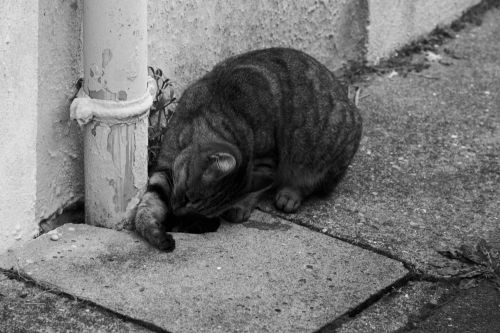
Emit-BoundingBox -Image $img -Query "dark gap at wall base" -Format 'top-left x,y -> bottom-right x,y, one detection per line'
38,200 -> 84,236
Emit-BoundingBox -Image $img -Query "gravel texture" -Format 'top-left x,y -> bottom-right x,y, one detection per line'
0,271 -> 152,333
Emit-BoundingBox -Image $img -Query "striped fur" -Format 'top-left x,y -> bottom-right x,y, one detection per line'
135,48 -> 362,251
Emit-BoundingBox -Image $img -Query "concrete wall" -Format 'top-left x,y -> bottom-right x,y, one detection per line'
36,0 -> 84,222
148,0 -> 368,91
366,0 -> 482,63
0,0 -> 40,250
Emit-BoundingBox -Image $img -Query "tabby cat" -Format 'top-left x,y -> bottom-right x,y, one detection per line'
134,47 -> 362,251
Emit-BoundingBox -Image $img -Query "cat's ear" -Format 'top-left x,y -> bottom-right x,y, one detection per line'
202,152 -> 236,182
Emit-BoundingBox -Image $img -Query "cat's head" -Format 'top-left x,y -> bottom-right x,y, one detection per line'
170,141 -> 272,218
170,141 -> 245,217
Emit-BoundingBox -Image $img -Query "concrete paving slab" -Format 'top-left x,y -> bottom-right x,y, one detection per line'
0,211 -> 407,333
260,8 -> 500,277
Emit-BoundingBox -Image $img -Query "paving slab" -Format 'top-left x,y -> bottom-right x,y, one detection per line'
0,211 -> 407,333
260,8 -> 500,277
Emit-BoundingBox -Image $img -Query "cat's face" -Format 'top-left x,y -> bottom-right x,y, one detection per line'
170,142 -> 247,217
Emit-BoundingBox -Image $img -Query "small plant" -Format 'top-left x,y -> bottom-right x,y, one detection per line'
147,66 -> 177,171
438,239 -> 500,290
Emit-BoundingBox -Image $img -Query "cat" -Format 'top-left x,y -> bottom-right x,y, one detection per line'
134,47 -> 362,251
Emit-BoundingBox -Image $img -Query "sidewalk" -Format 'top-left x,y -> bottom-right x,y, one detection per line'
1,6 -> 499,333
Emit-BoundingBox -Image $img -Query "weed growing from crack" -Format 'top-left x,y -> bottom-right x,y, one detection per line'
147,66 -> 177,172
438,239 -> 500,289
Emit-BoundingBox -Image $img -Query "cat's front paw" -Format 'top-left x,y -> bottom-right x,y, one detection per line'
134,193 -> 175,252
275,187 -> 302,213
221,206 -> 252,223
135,208 -> 175,251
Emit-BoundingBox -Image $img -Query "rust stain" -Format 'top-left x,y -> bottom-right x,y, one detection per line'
91,122 -> 98,136
107,178 -> 119,212
118,90 -> 128,101
87,50 -> 127,101
102,48 -> 112,69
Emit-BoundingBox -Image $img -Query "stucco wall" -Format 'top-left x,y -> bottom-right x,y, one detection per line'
367,0 -> 482,63
0,0 -> 39,252
36,0 -> 84,221
148,0 -> 368,91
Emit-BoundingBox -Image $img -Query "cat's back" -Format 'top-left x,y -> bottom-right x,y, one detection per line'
216,48 -> 359,142
212,47 -> 347,94
162,48 -> 361,166
174,47 -> 350,121
211,47 -> 353,121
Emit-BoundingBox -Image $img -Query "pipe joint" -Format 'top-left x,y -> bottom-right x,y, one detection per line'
70,76 -> 157,126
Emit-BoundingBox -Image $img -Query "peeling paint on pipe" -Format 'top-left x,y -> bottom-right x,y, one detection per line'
70,0 -> 151,229
82,115 -> 149,229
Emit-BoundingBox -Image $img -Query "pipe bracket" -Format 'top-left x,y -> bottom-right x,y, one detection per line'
70,76 -> 157,126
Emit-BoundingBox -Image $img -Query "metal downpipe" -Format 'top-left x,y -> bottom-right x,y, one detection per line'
70,0 -> 154,229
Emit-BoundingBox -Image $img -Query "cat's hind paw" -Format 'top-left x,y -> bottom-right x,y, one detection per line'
275,187 -> 302,213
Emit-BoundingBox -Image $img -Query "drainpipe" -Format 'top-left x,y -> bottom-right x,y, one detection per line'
70,0 -> 154,229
